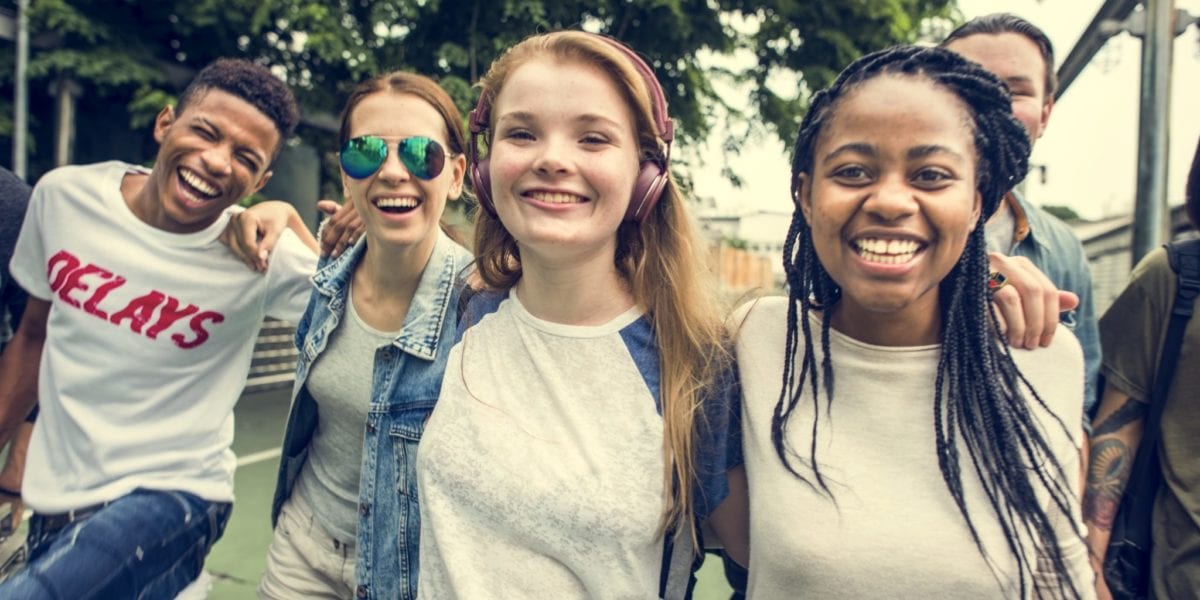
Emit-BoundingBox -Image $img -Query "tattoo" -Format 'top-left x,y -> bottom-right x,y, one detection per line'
1092,398 -> 1148,437
1083,438 -> 1134,530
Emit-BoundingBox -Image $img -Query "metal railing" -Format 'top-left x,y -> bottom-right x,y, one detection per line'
246,320 -> 299,394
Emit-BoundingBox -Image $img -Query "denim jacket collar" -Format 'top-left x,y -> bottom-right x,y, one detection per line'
309,230 -> 464,361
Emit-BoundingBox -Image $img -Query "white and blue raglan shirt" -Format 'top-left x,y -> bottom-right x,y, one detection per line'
416,290 -> 740,599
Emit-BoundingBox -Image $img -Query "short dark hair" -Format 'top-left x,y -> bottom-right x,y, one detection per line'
942,13 -> 1057,100
176,58 -> 300,153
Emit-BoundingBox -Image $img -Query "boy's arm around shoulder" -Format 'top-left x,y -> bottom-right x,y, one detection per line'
222,201 -> 319,273
263,229 -> 318,324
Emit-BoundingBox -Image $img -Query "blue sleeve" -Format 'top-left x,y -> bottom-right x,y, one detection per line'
619,317 -> 662,413
1048,232 -> 1100,423
693,358 -> 743,520
455,288 -> 505,343
1071,260 -> 1101,422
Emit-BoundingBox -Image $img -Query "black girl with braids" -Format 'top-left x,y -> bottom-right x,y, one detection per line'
733,45 -> 1094,598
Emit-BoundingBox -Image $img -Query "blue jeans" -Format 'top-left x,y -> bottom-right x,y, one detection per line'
0,488 -> 231,599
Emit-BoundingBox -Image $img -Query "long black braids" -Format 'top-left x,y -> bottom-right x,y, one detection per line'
773,45 -> 1083,599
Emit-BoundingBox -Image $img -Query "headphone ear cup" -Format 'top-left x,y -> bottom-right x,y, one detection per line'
471,158 -> 495,217
625,160 -> 667,222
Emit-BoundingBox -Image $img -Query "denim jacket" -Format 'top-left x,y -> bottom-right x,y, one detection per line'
271,230 -> 471,600
1005,191 -> 1101,419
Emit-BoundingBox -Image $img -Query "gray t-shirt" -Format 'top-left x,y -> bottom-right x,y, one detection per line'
294,284 -> 399,543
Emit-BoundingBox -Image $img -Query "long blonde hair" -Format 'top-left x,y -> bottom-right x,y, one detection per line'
470,31 -> 731,546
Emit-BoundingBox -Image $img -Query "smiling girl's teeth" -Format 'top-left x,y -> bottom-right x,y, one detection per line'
854,238 -> 921,264
180,169 -> 218,197
530,192 -> 582,204
376,197 -> 419,208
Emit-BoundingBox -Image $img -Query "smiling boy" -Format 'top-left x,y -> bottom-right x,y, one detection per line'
0,59 -> 316,598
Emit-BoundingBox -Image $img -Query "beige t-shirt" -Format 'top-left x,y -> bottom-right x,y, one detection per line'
1100,245 -> 1200,599
736,298 -> 1094,599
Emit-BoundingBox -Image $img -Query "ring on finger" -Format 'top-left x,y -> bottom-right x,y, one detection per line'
987,270 -> 1009,292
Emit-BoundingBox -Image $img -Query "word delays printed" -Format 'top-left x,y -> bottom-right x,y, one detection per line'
46,250 -> 225,349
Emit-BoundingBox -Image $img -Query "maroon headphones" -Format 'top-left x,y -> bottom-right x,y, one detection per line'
467,33 -> 675,223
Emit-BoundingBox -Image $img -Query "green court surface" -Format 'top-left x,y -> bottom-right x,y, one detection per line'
206,388 -> 735,599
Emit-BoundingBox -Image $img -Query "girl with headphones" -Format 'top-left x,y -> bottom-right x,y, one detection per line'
413,31 -> 747,598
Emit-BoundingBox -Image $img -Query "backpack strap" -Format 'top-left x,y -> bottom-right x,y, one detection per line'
1166,238 -> 1200,319
1127,239 -> 1200,520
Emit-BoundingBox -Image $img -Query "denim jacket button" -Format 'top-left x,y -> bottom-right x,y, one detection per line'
359,502 -> 370,516
366,422 -> 376,434
356,584 -> 368,598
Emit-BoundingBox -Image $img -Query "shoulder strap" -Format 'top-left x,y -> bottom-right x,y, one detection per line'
1158,238 -> 1200,397
1133,239 -> 1200,484
1121,240 -> 1200,530
1166,238 -> 1200,308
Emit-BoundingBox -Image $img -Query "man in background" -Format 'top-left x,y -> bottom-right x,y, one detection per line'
943,13 -> 1101,419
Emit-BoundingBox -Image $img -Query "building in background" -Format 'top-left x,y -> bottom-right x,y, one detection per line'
1076,204 -> 1194,314
698,209 -> 791,291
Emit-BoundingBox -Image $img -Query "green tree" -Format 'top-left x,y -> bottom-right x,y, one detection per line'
730,0 -> 955,148
1042,204 -> 1082,222
2,0 -> 957,184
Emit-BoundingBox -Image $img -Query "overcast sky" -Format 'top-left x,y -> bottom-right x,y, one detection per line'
695,0 -> 1200,222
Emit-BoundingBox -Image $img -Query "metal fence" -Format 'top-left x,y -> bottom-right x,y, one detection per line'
246,319 -> 299,394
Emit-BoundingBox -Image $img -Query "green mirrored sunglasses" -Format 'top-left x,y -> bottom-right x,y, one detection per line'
339,135 -> 447,180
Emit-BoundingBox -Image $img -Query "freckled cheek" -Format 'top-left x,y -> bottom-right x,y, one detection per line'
487,153 -> 529,202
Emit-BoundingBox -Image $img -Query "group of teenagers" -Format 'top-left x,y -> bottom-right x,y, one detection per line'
0,9 -> 1195,600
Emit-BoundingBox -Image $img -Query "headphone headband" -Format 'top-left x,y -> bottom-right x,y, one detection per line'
469,32 -> 674,222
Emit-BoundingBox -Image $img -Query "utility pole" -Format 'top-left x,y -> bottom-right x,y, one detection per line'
1131,0 -> 1175,265
12,0 -> 29,179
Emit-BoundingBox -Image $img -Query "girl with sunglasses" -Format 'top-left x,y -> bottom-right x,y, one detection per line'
246,71 -> 471,600
413,31 -> 746,598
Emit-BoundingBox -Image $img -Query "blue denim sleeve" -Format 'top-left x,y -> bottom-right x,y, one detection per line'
1015,201 -> 1101,427
1070,261 -> 1101,423
1046,230 -> 1100,424
693,360 -> 743,520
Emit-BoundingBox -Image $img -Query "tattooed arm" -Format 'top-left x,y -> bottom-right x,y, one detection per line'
1083,382 -> 1149,599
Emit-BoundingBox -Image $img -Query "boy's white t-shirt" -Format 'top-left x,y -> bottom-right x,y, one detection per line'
9,160 -> 316,513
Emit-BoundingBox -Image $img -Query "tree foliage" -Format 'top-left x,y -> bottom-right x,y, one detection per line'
2,0 -> 957,181
1042,204 -> 1082,222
